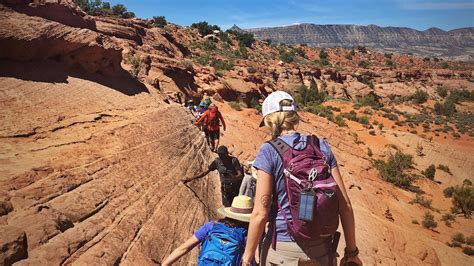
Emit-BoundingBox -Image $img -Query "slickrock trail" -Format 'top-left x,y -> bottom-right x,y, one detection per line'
1,1 -> 473,265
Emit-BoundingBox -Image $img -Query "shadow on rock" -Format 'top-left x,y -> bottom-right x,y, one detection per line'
0,60 -> 149,96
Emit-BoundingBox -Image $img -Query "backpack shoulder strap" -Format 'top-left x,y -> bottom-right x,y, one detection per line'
267,137 -> 291,158
308,135 -> 326,160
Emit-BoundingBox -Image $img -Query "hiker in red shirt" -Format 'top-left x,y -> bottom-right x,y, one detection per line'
195,104 -> 226,151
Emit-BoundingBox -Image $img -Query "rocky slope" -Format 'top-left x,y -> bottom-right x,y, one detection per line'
0,1 -> 473,265
247,24 -> 474,61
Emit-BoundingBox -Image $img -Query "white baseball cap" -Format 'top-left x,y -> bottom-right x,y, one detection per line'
259,91 -> 297,127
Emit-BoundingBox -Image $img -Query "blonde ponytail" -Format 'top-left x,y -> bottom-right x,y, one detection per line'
263,100 -> 299,139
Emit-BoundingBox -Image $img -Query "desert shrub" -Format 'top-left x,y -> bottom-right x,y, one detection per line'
435,99 -> 456,116
442,62 -> 449,69
228,101 -> 242,111
412,89 -> 429,104
191,21 -> 220,36
294,84 -> 327,106
280,52 -> 294,63
335,114 -> 347,127
195,53 -> 210,65
442,213 -> 455,226
358,116 -> 369,125
437,164 -> 452,175
444,186 -> 455,197
422,211 -> 437,229
151,16 -> 167,28
422,164 -> 436,180
451,184 -> 474,218
341,111 -> 358,122
409,194 -> 433,209
464,179 -> 473,186
452,233 -> 466,244
462,246 -> 474,256
358,60 -> 369,68
248,98 -> 262,113
345,53 -> 353,60
247,67 -> 257,73
305,104 -> 334,121
227,30 -> 255,47
386,59 -> 394,67
234,46 -> 249,59
319,48 -> 329,60
375,151 -> 414,189
436,86 -> 448,98
210,59 -> 234,71
202,40 -> 217,51
111,3 -> 135,18
356,94 -> 381,108
384,53 -> 393,59
125,54 -> 142,77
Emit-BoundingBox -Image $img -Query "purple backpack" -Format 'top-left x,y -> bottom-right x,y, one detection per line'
268,134 -> 340,244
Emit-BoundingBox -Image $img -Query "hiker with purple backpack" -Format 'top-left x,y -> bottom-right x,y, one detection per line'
241,91 -> 362,266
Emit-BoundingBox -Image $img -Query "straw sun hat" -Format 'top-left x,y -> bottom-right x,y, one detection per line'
218,195 -> 253,222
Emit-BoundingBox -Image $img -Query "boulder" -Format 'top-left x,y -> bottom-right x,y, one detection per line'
0,226 -> 28,265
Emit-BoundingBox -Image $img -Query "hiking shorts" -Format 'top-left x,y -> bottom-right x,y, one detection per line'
208,130 -> 220,140
261,238 -> 333,266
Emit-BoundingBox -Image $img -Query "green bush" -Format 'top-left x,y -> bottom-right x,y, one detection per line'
452,232 -> 466,244
202,40 -> 217,51
210,59 -> 234,71
422,211 -> 437,229
191,21 -> 220,36
444,186 -> 455,197
247,67 -> 257,73
151,16 -> 167,28
436,86 -> 448,98
195,53 -> 210,65
437,164 -> 452,175
422,164 -> 436,180
345,53 -> 353,60
375,151 -> 414,189
451,184 -> 474,218
125,54 -> 142,77
442,213 -> 455,226
111,3 -> 135,18
409,194 -> 433,209
356,94 -> 381,108
358,60 -> 369,68
412,89 -> 429,104
294,84 -> 327,106
227,30 -> 255,47
280,52 -> 294,63
435,98 -> 457,116
335,114 -> 347,127
234,46 -> 249,59
386,59 -> 394,67
228,101 -> 242,111
358,116 -> 370,125
319,48 -> 329,60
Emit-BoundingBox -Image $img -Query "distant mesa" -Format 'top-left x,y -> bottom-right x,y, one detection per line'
246,23 -> 474,61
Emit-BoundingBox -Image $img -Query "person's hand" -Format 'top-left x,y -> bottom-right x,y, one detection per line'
241,253 -> 253,266
340,255 -> 362,266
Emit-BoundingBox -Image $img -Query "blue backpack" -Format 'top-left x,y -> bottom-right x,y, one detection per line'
198,222 -> 246,266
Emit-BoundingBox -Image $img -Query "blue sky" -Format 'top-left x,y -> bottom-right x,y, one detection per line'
106,0 -> 473,30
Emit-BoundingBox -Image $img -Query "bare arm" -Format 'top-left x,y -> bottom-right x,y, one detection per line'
242,170 -> 273,264
182,170 -> 210,184
332,165 -> 362,265
162,235 -> 201,266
